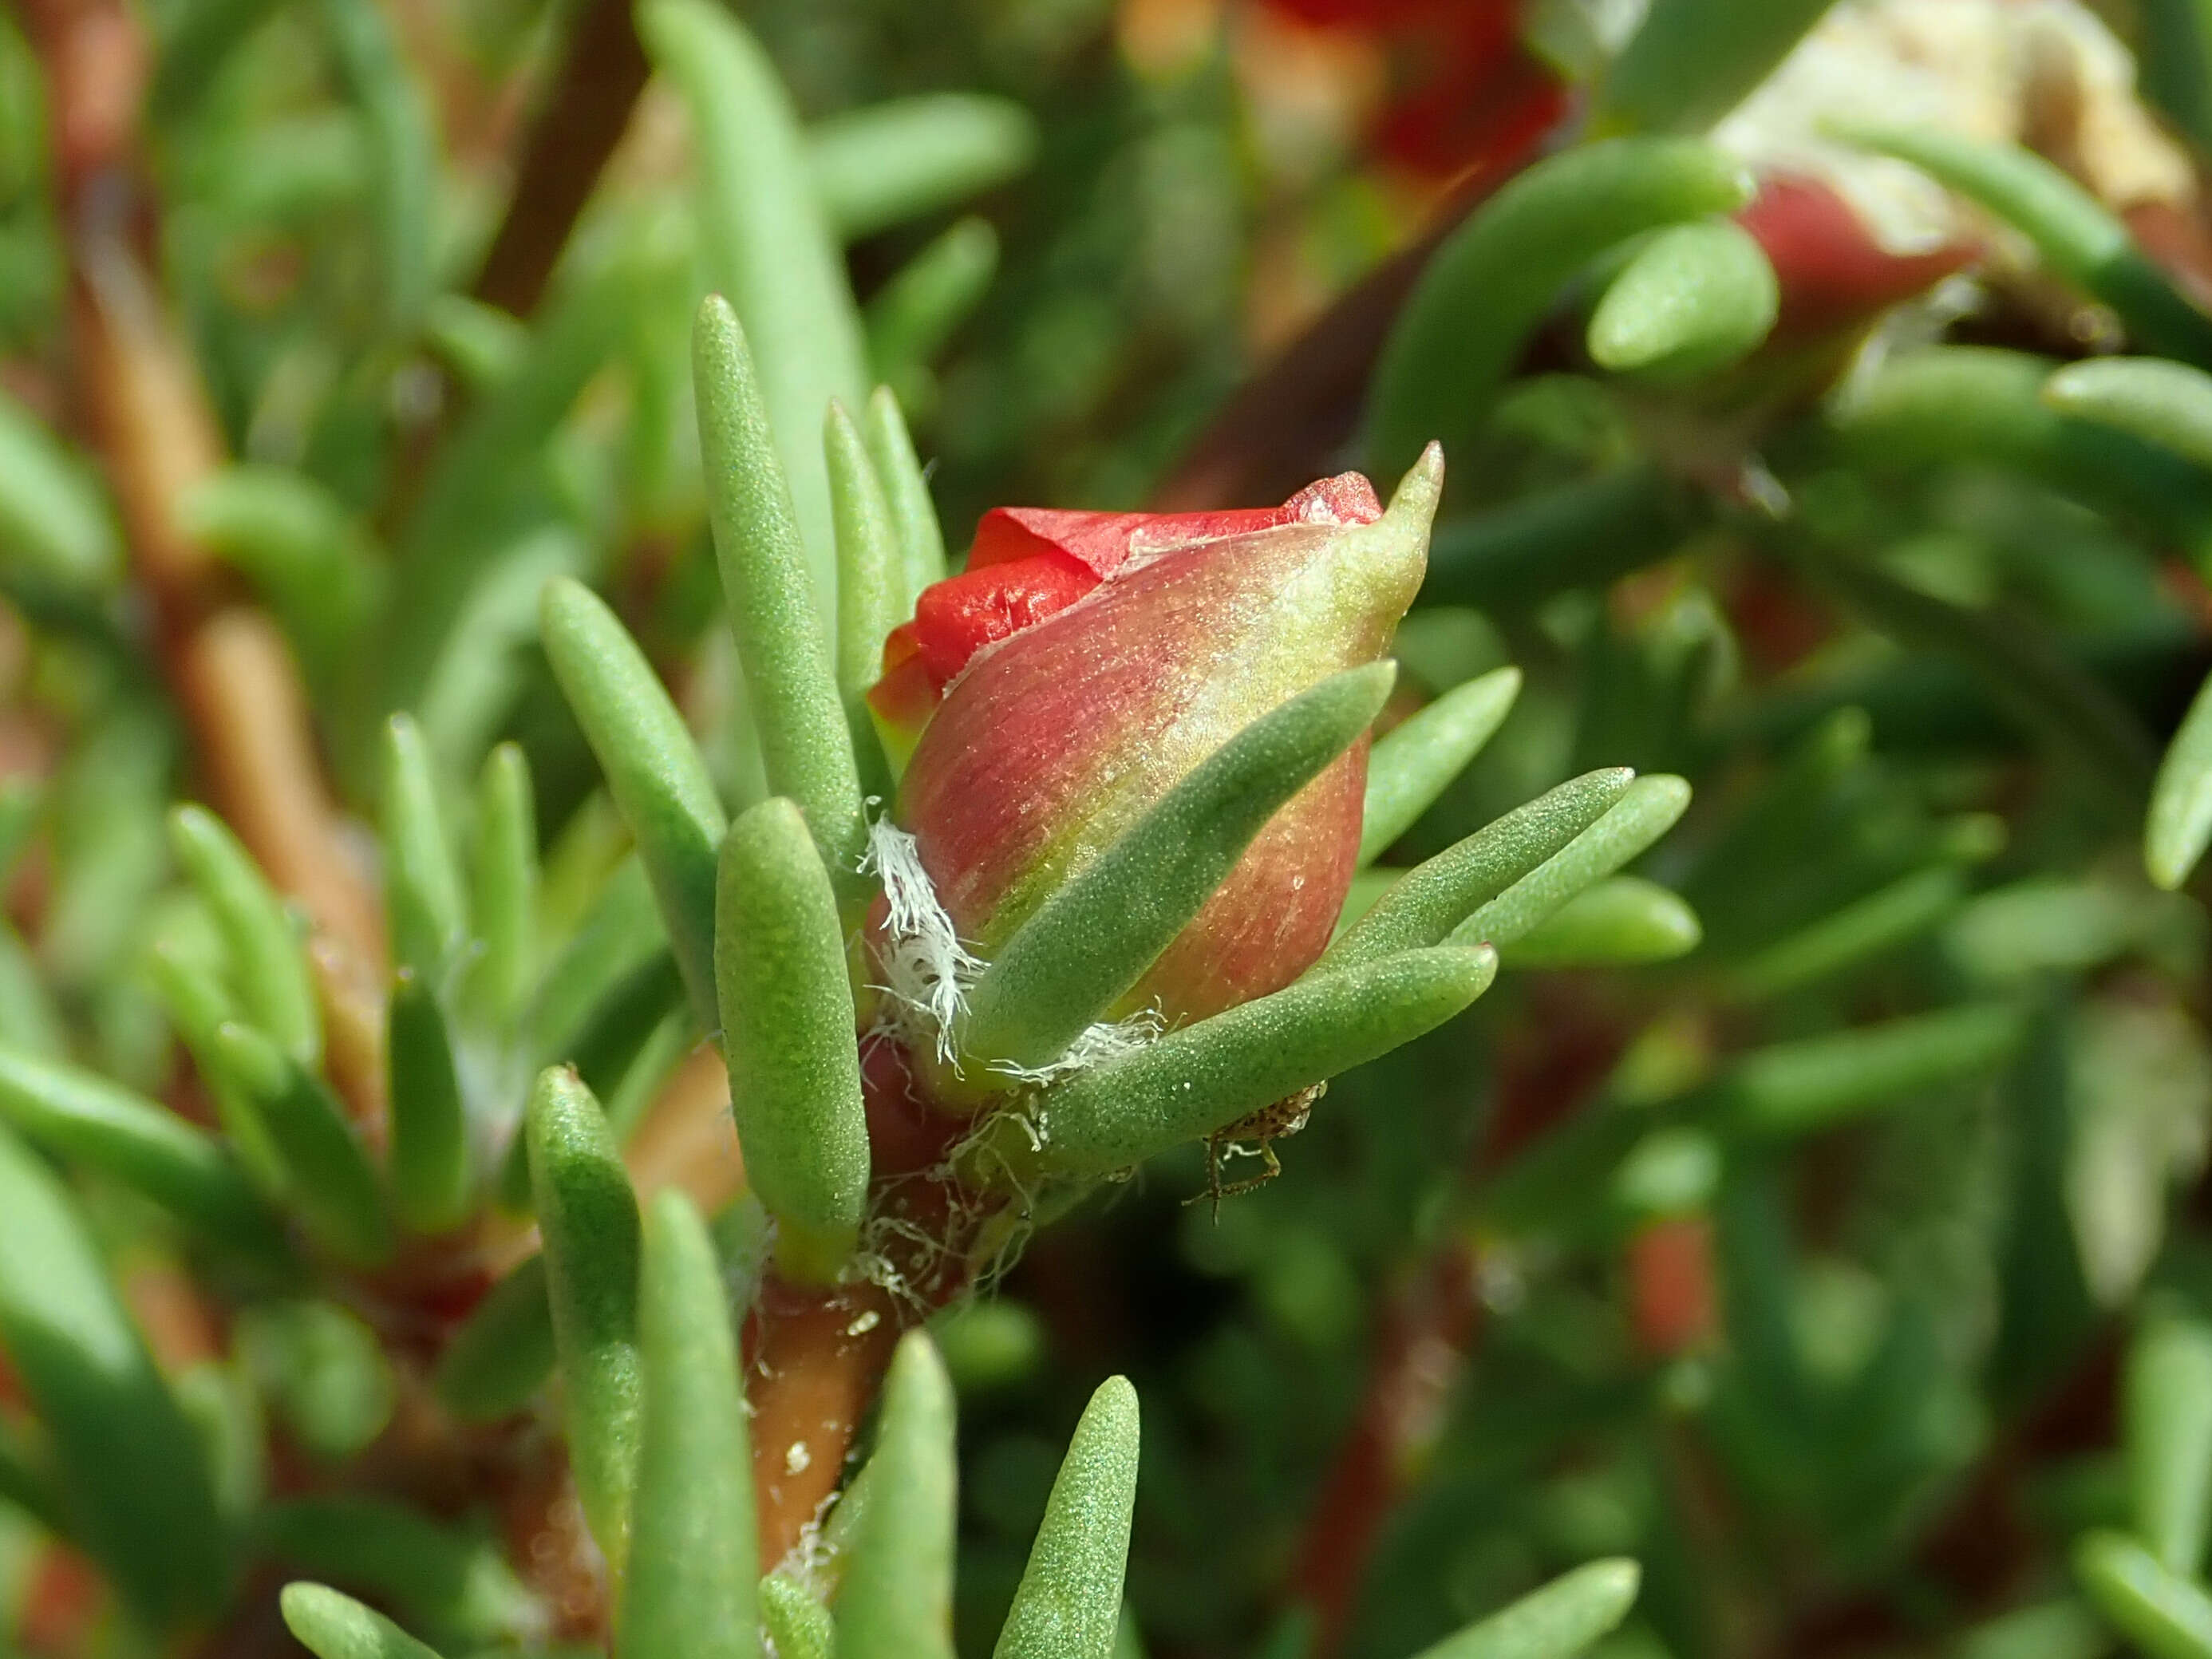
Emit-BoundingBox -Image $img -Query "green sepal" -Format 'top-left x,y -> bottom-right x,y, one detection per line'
171,804 -> 322,1068
716,798 -> 870,1284
1008,946 -> 1497,1179
211,1021 -> 393,1267
1586,219 -> 1777,384
809,93 -> 1037,241
1365,138 -> 1752,476
540,577 -> 726,1028
962,663 -> 1397,1072
524,1065 -> 643,1579
1499,875 -> 1700,967
619,1191 -> 760,1659
836,1331 -> 959,1659
0,1122 -> 232,1628
691,296 -> 871,891
433,1253 -> 556,1423
1452,774 -> 1690,948
1834,124 -> 2212,366
381,713 -> 468,982
464,741 -> 538,1024
0,1042 -> 284,1257
1408,1558 -> 1641,1659
2127,1315 -> 2212,1576
2076,1529 -> 2212,1659
863,386 -> 950,605
994,1375 -> 1140,1659
1325,769 -> 1634,973
1360,666 -> 1521,866
385,974 -> 472,1235
280,1584 -> 448,1659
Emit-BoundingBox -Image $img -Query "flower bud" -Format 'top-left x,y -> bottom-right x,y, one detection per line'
883,449 -> 1440,1032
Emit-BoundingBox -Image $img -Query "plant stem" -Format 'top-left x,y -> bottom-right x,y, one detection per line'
23,0 -> 385,1014
472,0 -> 650,317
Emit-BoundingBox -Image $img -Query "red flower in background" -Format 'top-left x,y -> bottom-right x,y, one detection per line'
1259,0 -> 1565,180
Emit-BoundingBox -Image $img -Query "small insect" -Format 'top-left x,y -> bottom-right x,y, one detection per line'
1188,1084 -> 1325,1219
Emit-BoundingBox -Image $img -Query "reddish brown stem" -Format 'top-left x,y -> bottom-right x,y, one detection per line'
1290,1242 -> 1486,1653
471,0 -> 650,318
24,0 -> 385,996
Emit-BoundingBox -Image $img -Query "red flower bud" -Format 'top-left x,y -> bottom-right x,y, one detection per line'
880,452 -> 1438,1031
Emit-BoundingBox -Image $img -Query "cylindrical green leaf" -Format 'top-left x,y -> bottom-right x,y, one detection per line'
524,1065 -> 643,1576
716,797 -> 869,1283
381,713 -> 468,982
211,1021 -> 394,1267
1361,666 -> 1521,866
1365,139 -> 1752,476
1586,219 -> 1777,384
1019,946 -> 1497,1178
836,1332 -> 958,1659
1713,1003 -> 2026,1139
863,386 -> 949,606
434,1254 -> 556,1422
2151,666 -> 2212,890
464,741 -> 538,1023
171,804 -> 322,1068
692,297 -> 871,890
385,974 -> 472,1234
0,1044 -> 282,1255
540,578 -> 726,1027
994,1375 -> 1140,1659
2077,1530 -> 2212,1659
866,218 -> 998,409
829,398 -> 905,801
179,465 -> 383,674
619,1191 -> 760,1659
1596,0 -> 1834,132
2128,1316 -> 2212,1576
964,664 -> 1396,1072
1452,775 -> 1690,949
313,0 -> 436,330
239,1300 -> 395,1463
1421,467 -> 1693,612
762,1574 -> 835,1659
1329,770 -> 1635,972
641,0 -> 868,619
1829,346 -> 2212,546
2046,357 -> 2212,468
1835,124 -> 2212,365
0,389 -> 119,590
281,1584 -> 449,1659
261,1502 -> 539,1654
1407,1558 -> 1641,1659
809,94 -> 1037,240
0,1122 -> 231,1627
1728,866 -> 1966,999
1500,875 -> 1701,967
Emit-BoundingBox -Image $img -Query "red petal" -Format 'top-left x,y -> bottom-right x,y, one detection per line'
1739,175 -> 1977,340
911,555 -> 1101,685
970,473 -> 1385,580
867,623 -> 942,729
